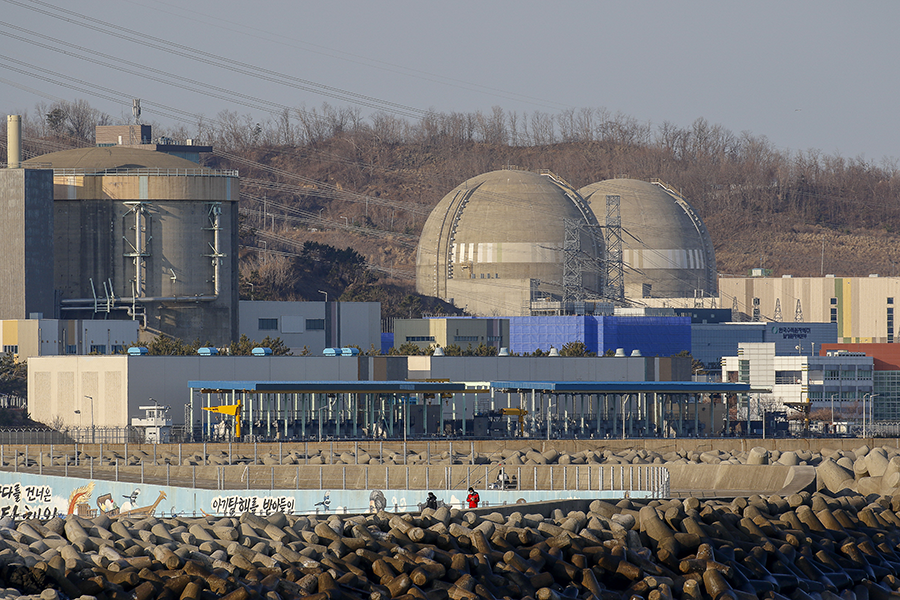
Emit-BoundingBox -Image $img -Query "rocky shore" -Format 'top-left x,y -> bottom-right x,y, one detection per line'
2,442 -> 900,598
0,484 -> 899,599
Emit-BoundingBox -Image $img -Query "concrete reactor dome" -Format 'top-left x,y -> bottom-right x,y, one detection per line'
578,178 -> 716,299
417,168 -> 602,316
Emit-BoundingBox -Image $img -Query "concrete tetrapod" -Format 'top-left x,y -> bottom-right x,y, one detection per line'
0,487 -> 899,599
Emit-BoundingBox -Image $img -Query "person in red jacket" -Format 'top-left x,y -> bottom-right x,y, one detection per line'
466,487 -> 480,508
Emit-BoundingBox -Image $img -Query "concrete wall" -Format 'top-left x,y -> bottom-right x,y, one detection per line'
410,355 -> 660,382
0,169 -> 54,320
445,278 -> 532,318
0,469 -> 645,520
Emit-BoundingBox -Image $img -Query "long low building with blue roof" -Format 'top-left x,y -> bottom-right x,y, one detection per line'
27,351 -> 761,442
188,378 -> 754,442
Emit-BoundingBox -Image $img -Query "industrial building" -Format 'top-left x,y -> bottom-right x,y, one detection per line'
821,343 -> 900,423
392,317 -> 509,352
2,118 -> 239,345
0,319 -> 138,358
28,352 -> 716,440
692,321 -> 838,376
393,312 -> 691,357
719,275 -> 900,343
721,343 -> 874,426
239,301 -> 381,355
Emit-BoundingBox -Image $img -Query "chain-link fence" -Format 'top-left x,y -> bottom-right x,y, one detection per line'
0,427 -> 166,444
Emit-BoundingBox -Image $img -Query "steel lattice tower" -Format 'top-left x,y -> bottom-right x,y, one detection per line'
604,195 -> 624,303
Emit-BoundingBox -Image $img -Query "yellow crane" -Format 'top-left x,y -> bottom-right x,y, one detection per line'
203,400 -> 242,439
500,408 -> 528,437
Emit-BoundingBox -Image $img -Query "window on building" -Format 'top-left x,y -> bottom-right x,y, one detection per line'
824,370 -> 840,380
830,308 -> 838,323
66,345 -> 77,355
890,297 -> 894,304
2,345 -> 18,354
306,319 -> 325,330
775,371 -> 802,384
90,345 -> 106,354
111,345 -> 124,354
841,391 -> 857,400
454,336 -> 480,343
258,318 -> 278,331
405,336 -> 435,342
738,360 -> 750,383
831,298 -> 838,305
841,370 -> 856,380
808,392 -> 823,400
487,336 -> 503,342
857,369 -> 873,380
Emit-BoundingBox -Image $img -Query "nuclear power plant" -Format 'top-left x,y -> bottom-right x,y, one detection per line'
1,117 -> 239,344
416,167 -> 717,316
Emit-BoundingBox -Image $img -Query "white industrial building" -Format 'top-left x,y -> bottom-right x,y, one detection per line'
721,343 -> 874,422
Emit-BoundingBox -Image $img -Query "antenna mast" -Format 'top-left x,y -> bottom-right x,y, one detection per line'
129,99 -> 143,145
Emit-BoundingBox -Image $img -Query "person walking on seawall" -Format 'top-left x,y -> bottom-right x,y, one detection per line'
467,487 -> 480,508
425,492 -> 438,510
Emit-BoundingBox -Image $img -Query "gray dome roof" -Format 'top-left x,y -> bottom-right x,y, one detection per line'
417,169 -> 600,314
25,146 -> 207,171
578,178 -> 716,298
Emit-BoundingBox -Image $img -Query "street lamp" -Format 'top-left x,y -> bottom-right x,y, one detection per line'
318,290 -> 328,303
830,394 -> 836,435
862,393 -> 879,438
317,396 -> 335,441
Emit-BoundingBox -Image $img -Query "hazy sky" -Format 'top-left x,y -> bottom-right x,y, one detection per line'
2,0 -> 898,162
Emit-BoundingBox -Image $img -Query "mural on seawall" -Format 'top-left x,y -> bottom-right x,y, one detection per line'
0,471 -> 648,519
0,482 -> 56,520
211,494 -> 296,516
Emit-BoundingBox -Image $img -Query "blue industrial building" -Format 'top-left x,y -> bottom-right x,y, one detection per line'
509,315 -> 691,357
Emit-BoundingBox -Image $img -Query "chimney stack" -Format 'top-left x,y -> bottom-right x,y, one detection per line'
7,115 -> 21,168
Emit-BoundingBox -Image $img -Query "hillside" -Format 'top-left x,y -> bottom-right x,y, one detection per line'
209,120 -> 900,312
10,103 -> 900,313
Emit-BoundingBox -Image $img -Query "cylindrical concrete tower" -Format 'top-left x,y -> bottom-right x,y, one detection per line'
7,115 -> 21,168
24,146 -> 239,344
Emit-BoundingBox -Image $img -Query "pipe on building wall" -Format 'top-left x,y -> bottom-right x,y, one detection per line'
7,115 -> 21,168
206,202 -> 224,297
135,206 -> 143,297
214,205 -> 221,296
61,295 -> 218,306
